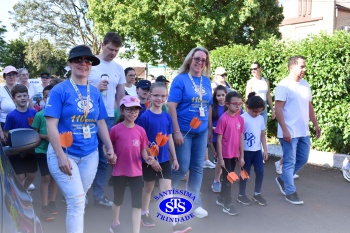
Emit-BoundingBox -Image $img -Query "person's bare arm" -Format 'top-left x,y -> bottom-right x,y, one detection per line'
245,79 -> 252,100
167,102 -> 183,146
275,100 -> 291,142
309,102 -> 321,138
97,119 -> 116,164
217,134 -> 224,169
239,133 -> 245,167
266,79 -> 275,119
46,117 -> 72,175
115,84 -> 125,109
168,134 -> 179,170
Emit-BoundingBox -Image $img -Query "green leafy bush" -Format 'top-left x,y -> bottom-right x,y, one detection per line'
211,31 -> 350,154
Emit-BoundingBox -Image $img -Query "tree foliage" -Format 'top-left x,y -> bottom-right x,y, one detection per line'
25,39 -> 67,77
3,39 -> 67,77
210,31 -> 350,154
0,21 -> 8,67
88,0 -> 284,68
11,0 -> 100,53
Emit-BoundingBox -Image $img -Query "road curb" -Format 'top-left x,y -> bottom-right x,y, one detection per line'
267,144 -> 349,169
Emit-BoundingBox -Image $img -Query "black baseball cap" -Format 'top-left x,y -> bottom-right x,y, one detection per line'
41,72 -> 50,77
136,80 -> 151,89
68,45 -> 100,66
156,75 -> 169,83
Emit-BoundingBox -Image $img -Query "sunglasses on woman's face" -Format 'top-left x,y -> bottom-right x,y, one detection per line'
71,57 -> 93,65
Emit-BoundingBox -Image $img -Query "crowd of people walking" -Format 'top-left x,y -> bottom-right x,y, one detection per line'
4,30 -> 350,233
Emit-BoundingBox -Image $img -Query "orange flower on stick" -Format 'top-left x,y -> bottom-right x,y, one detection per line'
222,166 -> 239,184
156,132 -> 168,147
147,144 -> 159,157
28,117 -> 34,126
145,100 -> 151,109
240,167 -> 250,180
190,117 -> 202,129
59,131 -> 73,155
227,172 -> 239,184
183,117 -> 202,138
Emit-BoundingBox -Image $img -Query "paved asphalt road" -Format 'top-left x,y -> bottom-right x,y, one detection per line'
30,156 -> 350,233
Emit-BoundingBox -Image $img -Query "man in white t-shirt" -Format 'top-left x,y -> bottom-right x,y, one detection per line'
274,55 -> 320,205
88,32 -> 126,207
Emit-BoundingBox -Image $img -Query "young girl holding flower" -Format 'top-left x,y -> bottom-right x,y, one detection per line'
109,95 -> 154,233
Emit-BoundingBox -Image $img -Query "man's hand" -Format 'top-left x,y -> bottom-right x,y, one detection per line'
97,80 -> 109,92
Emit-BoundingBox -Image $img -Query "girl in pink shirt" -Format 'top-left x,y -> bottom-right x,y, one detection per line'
109,95 -> 154,233
215,91 -> 244,216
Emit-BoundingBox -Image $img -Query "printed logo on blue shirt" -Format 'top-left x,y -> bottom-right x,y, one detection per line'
244,132 -> 256,147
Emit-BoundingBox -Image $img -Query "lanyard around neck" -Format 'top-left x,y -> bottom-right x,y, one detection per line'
70,78 -> 90,120
188,73 -> 203,101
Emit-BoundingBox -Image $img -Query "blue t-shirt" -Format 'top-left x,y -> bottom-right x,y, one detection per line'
168,73 -> 212,132
137,109 -> 174,163
212,105 -> 225,142
44,80 -> 108,157
4,108 -> 37,130
135,102 -> 147,124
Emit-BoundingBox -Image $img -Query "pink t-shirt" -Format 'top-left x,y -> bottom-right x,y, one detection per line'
110,123 -> 148,177
215,112 -> 244,158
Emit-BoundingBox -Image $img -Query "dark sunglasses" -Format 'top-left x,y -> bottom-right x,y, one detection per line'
41,76 -> 50,79
71,57 -> 93,65
250,68 -> 259,71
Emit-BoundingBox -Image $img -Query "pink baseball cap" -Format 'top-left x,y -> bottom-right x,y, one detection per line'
120,95 -> 142,109
3,66 -> 18,74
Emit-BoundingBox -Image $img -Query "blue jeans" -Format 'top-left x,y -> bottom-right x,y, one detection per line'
92,117 -> 114,200
279,136 -> 310,195
171,130 -> 208,209
47,146 -> 98,233
239,150 -> 264,195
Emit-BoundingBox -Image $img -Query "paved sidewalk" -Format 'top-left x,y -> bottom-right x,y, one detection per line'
268,143 -> 349,169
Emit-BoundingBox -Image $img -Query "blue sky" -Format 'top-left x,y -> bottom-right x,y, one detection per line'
1,0 -> 20,42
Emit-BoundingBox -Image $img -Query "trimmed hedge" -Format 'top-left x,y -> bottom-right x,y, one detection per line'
210,31 -> 350,154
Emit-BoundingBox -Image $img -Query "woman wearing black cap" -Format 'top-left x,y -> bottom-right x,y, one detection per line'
44,45 -> 116,233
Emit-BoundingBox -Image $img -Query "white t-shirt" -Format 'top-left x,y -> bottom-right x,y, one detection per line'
88,59 -> 126,117
275,77 -> 312,138
125,85 -> 137,97
242,112 -> 265,151
251,77 -> 268,101
0,86 -> 16,123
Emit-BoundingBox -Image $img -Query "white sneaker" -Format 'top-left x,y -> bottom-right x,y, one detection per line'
193,206 -> 208,218
275,161 -> 282,175
203,160 -> 215,169
293,174 -> 300,179
28,183 -> 35,191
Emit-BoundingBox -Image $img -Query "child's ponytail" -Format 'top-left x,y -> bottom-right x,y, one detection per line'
246,92 -> 265,109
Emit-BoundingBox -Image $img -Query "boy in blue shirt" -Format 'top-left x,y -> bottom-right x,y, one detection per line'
4,84 -> 37,190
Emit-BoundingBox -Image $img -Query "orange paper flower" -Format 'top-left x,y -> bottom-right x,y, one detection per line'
227,172 -> 239,184
240,168 -> 250,180
190,117 -> 202,129
145,100 -> 151,109
155,132 -> 168,147
183,117 -> 203,138
59,131 -> 73,148
28,117 -> 34,126
147,144 -> 159,157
